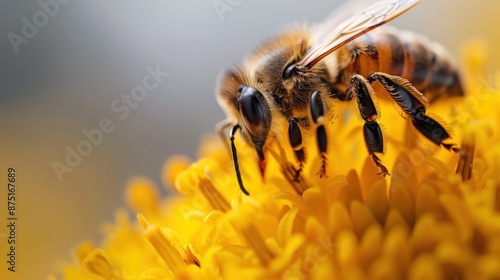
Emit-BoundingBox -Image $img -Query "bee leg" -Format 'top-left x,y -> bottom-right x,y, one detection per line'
310,91 -> 328,178
368,72 -> 459,152
229,125 -> 250,196
348,75 -> 389,176
364,123 -> 389,176
215,118 -> 233,153
288,118 -> 305,182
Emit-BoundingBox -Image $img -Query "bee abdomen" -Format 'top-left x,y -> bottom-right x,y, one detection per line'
342,27 -> 464,102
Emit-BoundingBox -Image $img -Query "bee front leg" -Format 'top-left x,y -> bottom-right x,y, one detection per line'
229,125 -> 250,196
215,118 -> 234,153
348,75 -> 389,176
288,118 -> 306,182
368,72 -> 459,152
310,91 -> 328,178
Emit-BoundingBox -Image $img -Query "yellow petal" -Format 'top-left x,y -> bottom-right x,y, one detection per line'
411,213 -> 439,254
137,267 -> 170,280
303,187 -> 327,223
350,200 -> 378,237
391,153 -> 418,198
385,209 -> 409,233
126,177 -> 159,214
369,256 -> 401,280
305,215 -> 328,243
269,234 -> 305,273
175,264 -> 204,280
276,207 -> 299,247
388,180 -> 415,227
310,258 -> 337,280
360,156 -> 385,198
382,226 -> 410,273
358,224 -> 383,270
336,230 -> 359,267
216,251 -> 264,280
439,194 -> 474,242
336,170 -> 363,208
476,255 -> 500,278
408,254 -> 444,280
364,179 -> 389,224
435,241 -> 471,279
163,154 -> 192,191
328,202 -> 354,237
415,181 -> 444,220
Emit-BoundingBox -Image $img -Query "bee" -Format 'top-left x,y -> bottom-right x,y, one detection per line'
216,0 -> 463,195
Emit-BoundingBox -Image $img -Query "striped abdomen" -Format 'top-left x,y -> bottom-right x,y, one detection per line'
336,27 -> 464,102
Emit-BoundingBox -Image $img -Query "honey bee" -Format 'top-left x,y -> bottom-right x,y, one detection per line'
216,0 -> 463,195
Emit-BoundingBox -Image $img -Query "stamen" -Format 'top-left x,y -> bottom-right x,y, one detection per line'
75,241 -> 95,264
82,249 -> 123,280
138,214 -> 188,274
162,155 -> 192,190
267,144 -> 309,195
185,244 -> 201,267
456,126 -> 476,181
125,177 -> 159,213
238,226 -> 274,265
282,163 -> 309,195
228,209 -> 274,265
199,177 -> 231,212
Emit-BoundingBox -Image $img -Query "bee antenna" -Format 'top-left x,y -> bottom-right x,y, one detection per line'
229,125 -> 250,195
283,63 -> 306,79
283,64 -> 298,79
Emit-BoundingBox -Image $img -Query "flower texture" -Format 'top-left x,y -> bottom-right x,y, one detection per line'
56,43 -> 500,280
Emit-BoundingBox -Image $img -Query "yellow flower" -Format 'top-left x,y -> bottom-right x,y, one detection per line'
55,43 -> 500,280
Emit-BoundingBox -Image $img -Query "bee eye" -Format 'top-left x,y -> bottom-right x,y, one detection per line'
238,86 -> 271,141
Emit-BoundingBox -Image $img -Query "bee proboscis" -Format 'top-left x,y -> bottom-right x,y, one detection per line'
216,0 -> 463,195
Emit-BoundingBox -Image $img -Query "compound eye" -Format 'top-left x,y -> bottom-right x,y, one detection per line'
238,86 -> 271,141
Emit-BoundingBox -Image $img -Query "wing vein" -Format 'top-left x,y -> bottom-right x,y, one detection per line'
298,0 -> 420,70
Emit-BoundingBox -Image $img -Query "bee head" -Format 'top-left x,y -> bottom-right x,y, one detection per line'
215,69 -> 273,195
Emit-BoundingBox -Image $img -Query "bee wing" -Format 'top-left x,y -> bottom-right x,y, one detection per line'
312,0 -> 378,39
299,0 -> 420,70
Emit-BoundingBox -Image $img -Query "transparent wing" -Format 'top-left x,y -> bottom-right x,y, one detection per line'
311,0 -> 379,41
298,0 -> 420,70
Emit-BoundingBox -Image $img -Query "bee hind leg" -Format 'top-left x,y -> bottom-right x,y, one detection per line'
310,91 -> 329,178
348,74 -> 389,176
368,72 -> 459,153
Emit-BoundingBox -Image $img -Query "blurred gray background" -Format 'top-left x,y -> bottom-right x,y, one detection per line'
0,0 -> 498,278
